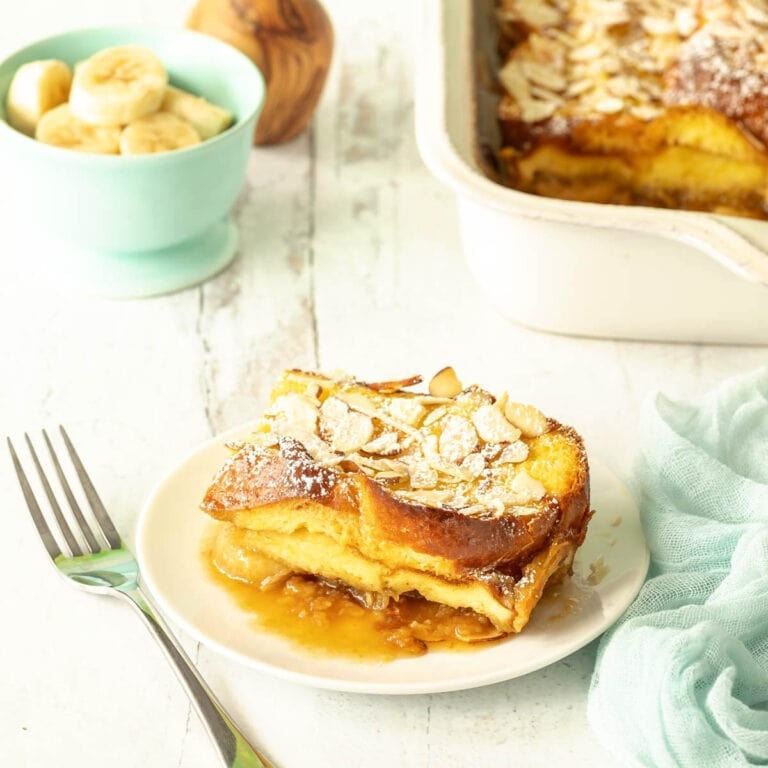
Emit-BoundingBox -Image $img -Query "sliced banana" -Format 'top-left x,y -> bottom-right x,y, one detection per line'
5,59 -> 72,136
161,85 -> 234,140
119,111 -> 201,155
69,45 -> 167,126
35,103 -> 121,153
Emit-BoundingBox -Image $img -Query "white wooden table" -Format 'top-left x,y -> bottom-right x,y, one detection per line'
1,1 -> 765,766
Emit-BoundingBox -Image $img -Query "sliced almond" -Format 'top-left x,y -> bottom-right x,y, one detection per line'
674,7 -> 698,37
269,393 -> 319,435
460,452 -> 487,480
454,503 -> 488,517
319,394 -> 348,420
504,401 -> 549,438
744,1 -> 768,27
410,462 -> 439,490
337,391 -> 378,416
365,375 -> 423,393
520,96 -> 559,122
513,0 -> 562,28
510,469 -> 546,502
438,415 -> 479,462
605,75 -> 640,98
457,386 -> 496,407
569,42 -> 606,62
361,431 -> 401,456
498,59 -> 531,103
238,433 -> 278,450
381,397 -> 426,429
641,16 -> 676,36
423,405 -> 449,427
528,32 -> 567,66
481,442 -> 504,461
330,410 -> 375,453
394,488 -> 453,507
374,470 -> 407,485
566,78 -> 594,97
428,366 -> 463,398
303,382 -> 322,399
497,441 -> 530,464
529,84 -> 564,104
593,0 -> 630,27
472,405 -> 522,444
629,103 -> 663,121
290,430 -> 342,466
319,395 -> 348,442
594,96 -> 624,114
523,60 -> 567,92
352,454 -> 409,475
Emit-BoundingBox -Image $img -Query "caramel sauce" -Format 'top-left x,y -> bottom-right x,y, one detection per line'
201,535 -> 506,661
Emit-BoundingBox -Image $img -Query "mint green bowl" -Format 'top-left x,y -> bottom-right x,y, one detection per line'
0,27 -> 265,297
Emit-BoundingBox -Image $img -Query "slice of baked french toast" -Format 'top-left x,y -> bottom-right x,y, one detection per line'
200,368 -> 592,635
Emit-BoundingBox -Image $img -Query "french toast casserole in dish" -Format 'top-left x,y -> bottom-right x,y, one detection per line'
415,0 -> 768,343
495,0 -> 768,219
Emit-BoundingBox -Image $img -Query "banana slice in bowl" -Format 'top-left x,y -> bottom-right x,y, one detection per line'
120,111 -> 201,155
161,85 -> 233,141
69,44 -> 167,126
36,103 -> 121,153
5,59 -> 72,136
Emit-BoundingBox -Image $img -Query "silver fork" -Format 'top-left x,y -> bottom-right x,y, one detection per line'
8,426 -> 275,768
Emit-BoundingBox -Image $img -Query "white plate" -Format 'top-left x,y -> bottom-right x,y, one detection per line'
136,424 -> 649,695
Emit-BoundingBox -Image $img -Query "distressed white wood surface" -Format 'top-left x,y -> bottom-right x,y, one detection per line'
0,2 -> 766,767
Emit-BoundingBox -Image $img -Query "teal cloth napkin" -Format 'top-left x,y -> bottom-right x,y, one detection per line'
588,367 -> 768,767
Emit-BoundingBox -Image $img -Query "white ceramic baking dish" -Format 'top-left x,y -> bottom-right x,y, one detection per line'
416,0 -> 768,343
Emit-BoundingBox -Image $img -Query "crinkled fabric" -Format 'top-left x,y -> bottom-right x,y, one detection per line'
588,368 -> 768,768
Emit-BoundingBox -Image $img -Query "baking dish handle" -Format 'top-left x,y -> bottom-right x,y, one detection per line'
649,213 -> 768,286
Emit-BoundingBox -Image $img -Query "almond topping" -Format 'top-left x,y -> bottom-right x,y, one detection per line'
460,453 -> 487,480
428,366 -> 463,398
594,96 -> 624,114
381,397 -> 426,429
394,488 -> 453,507
438,415 -> 479,462
509,0 -> 563,28
269,393 -> 319,435
641,16 -> 676,36
472,405 -> 522,444
520,97 -> 559,122
410,463 -> 439,490
510,469 -> 546,502
497,441 -> 530,464
523,60 -> 567,92
330,411 -> 374,453
361,431 -> 401,456
504,401 -> 549,438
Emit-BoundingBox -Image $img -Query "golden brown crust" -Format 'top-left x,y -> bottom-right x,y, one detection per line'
202,432 -> 590,573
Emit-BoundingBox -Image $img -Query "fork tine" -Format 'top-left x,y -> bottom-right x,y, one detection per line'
42,430 -> 101,553
7,437 -> 64,559
59,426 -> 122,550
23,434 -> 84,557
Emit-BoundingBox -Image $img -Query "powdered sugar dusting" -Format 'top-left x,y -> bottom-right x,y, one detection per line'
278,436 -> 339,499
665,27 -> 768,141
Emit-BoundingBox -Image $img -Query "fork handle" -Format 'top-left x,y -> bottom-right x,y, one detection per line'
117,585 -> 274,768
